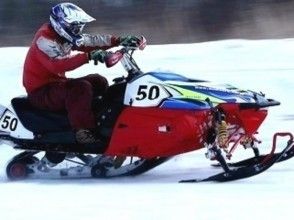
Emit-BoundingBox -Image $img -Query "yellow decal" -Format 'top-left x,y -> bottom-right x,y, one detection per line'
166,84 -> 225,105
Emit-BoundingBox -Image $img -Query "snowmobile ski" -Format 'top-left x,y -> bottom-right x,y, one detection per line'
180,132 -> 293,183
212,142 -> 294,168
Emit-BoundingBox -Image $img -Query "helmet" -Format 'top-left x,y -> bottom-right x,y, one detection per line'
49,3 -> 95,46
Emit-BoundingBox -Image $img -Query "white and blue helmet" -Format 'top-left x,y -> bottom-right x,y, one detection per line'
49,2 -> 95,46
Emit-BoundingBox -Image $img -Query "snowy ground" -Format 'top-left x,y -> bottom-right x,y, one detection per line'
0,39 -> 294,220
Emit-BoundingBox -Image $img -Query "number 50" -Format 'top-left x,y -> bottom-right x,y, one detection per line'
1,115 -> 18,131
136,85 -> 160,101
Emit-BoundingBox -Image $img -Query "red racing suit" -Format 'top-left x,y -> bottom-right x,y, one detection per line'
23,23 -> 119,129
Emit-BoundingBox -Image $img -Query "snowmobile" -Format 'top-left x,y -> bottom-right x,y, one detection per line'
0,37 -> 293,182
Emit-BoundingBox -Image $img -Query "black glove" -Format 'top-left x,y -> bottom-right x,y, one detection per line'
89,49 -> 109,64
119,35 -> 141,47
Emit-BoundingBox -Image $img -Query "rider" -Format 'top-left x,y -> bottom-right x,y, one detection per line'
23,3 -> 141,144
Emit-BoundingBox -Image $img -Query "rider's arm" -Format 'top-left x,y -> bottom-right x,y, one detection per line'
35,36 -> 89,74
75,34 -> 120,52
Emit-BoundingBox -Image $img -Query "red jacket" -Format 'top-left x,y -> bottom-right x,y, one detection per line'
23,23 -> 118,93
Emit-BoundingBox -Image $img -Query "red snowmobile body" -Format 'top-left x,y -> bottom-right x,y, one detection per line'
106,105 -> 267,158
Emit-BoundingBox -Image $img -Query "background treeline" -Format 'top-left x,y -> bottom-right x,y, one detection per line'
0,0 -> 294,46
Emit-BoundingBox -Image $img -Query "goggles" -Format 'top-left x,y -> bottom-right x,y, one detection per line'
64,21 -> 85,36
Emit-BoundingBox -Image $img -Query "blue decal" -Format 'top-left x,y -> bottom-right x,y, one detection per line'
160,98 -> 210,110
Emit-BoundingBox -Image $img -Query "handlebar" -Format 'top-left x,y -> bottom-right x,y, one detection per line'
105,36 -> 147,68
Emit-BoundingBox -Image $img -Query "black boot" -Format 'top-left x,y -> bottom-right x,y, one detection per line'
75,129 -> 99,144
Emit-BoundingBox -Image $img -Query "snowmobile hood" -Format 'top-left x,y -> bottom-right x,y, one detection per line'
135,72 -> 280,109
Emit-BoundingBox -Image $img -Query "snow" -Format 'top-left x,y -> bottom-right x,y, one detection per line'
0,39 -> 294,220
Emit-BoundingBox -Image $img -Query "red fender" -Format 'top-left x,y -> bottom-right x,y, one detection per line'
219,103 -> 268,135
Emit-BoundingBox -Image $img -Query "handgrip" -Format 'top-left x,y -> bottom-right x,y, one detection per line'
105,51 -> 123,68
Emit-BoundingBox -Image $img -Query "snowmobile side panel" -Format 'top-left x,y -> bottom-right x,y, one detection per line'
105,107 -> 212,158
0,103 -> 34,139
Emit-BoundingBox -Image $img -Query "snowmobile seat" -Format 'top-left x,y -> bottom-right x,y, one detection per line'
11,97 -> 71,133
